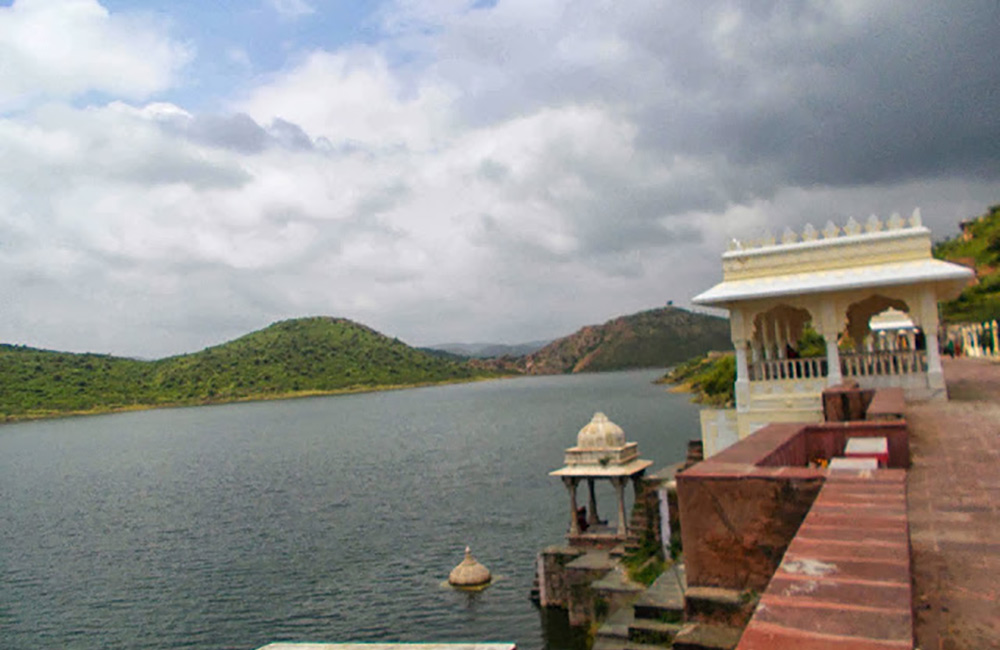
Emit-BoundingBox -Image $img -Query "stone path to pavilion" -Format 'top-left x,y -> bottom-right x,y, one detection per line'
905,357 -> 1000,650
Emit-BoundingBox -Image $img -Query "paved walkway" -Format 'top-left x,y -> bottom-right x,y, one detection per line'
906,358 -> 1000,650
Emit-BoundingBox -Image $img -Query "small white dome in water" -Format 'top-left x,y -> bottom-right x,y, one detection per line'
449,546 -> 491,588
576,412 -> 625,449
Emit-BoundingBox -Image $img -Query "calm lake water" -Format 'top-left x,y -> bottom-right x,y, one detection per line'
0,370 -> 701,650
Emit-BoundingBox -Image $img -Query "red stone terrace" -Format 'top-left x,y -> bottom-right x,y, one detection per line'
677,386 -> 914,649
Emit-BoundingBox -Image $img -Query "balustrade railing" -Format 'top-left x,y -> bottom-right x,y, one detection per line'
749,351 -> 927,382
840,351 -> 926,377
749,357 -> 826,381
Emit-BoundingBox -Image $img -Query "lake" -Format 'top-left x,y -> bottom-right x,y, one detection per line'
0,370 -> 701,650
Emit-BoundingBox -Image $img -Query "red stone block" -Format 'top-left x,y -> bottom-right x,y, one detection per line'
764,576 -> 910,611
803,513 -> 908,531
738,621 -> 912,650
785,538 -> 910,563
816,494 -> 907,507
752,600 -> 911,642
795,523 -> 907,545
778,553 -> 911,584
808,503 -> 907,518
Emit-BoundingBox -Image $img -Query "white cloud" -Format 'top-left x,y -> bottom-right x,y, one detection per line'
0,0 -> 191,110
240,47 -> 453,151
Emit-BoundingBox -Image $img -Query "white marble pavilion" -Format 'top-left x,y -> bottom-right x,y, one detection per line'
692,210 -> 973,455
550,412 -> 652,546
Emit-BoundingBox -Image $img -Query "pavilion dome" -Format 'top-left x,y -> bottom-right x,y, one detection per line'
577,412 -> 626,449
448,547 -> 491,588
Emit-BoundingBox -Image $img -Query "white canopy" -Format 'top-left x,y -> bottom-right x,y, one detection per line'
693,258 -> 973,307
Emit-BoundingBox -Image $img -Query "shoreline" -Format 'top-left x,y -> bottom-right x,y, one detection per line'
1,366 -> 673,427
0,374 -> 509,426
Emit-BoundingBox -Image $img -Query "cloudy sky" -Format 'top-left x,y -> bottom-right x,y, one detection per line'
1,0 -> 999,358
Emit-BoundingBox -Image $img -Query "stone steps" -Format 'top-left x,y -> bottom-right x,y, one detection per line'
594,606 -> 633,642
683,586 -> 755,628
632,563 -> 685,621
627,619 -> 684,645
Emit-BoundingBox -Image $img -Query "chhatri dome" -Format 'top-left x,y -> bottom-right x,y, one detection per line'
448,546 -> 491,589
577,412 -> 626,449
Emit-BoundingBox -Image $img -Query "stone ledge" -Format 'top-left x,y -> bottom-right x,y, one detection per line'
735,474 -> 912,650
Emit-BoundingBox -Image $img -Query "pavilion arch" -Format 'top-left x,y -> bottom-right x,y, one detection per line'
750,304 -> 814,360
845,295 -> 912,352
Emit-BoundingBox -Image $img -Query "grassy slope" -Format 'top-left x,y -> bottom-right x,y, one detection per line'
934,204 -> 1000,322
0,317 -> 495,420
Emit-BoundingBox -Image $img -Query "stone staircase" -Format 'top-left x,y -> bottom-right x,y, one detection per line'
592,564 -> 685,650
592,563 -> 745,650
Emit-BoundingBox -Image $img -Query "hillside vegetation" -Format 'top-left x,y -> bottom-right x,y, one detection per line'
476,307 -> 731,375
658,353 -> 736,406
933,204 -> 1000,323
0,317 -> 495,421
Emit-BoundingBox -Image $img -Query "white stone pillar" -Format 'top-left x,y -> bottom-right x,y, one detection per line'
731,310 -> 751,413
563,477 -> 580,536
587,478 -> 599,526
774,318 -> 785,359
825,334 -> 843,385
761,322 -> 771,360
821,302 -> 843,385
925,327 -> 944,391
735,340 -> 750,413
920,290 -> 945,392
612,477 -> 627,537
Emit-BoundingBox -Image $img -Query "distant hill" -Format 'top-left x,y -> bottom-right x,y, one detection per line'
424,340 -> 552,359
0,317 -> 498,421
933,203 -> 1000,322
475,306 -> 731,375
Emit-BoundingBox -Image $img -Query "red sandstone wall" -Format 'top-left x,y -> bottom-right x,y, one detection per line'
677,473 -> 823,591
677,415 -> 908,592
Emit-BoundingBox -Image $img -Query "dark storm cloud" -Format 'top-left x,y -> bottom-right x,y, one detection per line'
431,0 -> 1000,201
630,1 -> 1000,187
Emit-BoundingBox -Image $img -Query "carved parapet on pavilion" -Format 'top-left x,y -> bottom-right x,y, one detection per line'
721,210 -> 932,282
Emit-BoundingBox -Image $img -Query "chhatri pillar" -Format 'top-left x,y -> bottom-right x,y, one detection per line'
550,412 -> 653,548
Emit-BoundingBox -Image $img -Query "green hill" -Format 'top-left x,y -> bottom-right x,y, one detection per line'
0,317 -> 495,421
933,203 -> 1000,322
495,306 -> 731,375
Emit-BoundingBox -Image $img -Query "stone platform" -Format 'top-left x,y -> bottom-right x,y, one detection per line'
905,358 -> 1000,649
